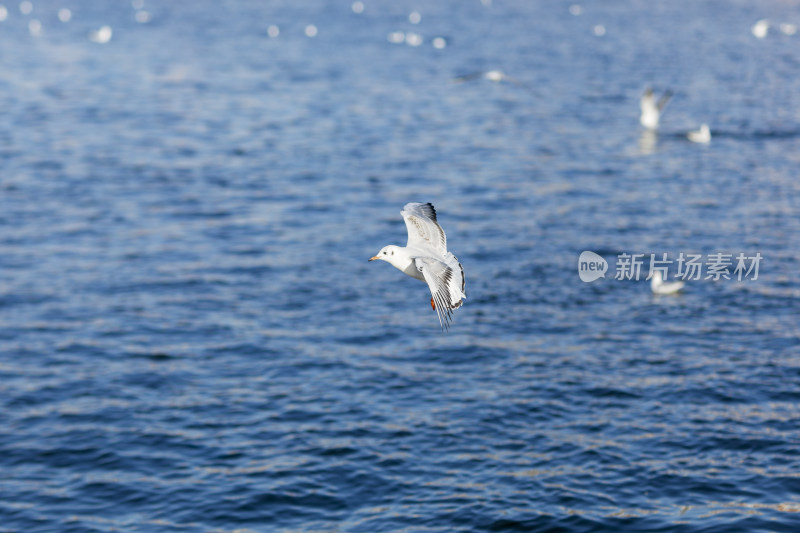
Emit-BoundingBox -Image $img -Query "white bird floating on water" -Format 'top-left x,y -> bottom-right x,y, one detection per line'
752,19 -> 769,39
370,202 -> 466,331
780,23 -> 797,36
640,87 -> 673,130
454,69 -> 524,86
90,25 -> 113,43
688,123 -> 711,144
650,271 -> 685,295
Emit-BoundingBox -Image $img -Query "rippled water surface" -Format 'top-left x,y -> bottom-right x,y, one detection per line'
2,1 -> 800,531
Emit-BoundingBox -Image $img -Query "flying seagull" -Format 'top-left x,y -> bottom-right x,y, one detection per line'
370,202 -> 466,330
640,87 -> 673,130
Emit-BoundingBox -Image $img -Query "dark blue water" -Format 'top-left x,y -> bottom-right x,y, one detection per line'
2,1 -> 800,531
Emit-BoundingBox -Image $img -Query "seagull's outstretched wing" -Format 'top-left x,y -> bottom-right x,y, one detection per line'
415,257 -> 466,331
453,71 -> 484,83
402,202 -> 447,255
657,90 -> 673,112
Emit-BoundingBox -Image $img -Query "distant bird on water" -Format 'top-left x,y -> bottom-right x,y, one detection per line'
650,270 -> 685,295
454,69 -> 525,87
687,123 -> 711,144
370,202 -> 466,331
89,25 -> 113,43
640,87 -> 673,130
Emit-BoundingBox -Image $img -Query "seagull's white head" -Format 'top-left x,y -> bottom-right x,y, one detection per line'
369,245 -> 400,264
370,244 -> 422,280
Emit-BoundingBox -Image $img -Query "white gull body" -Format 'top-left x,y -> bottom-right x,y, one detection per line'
370,202 -> 466,330
453,69 -> 525,87
688,124 -> 711,144
650,270 -> 685,295
640,87 -> 673,130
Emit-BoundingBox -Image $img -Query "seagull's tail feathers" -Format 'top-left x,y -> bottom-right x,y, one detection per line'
415,256 -> 466,332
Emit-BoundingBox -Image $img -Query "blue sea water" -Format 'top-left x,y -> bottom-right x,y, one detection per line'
2,0 -> 800,531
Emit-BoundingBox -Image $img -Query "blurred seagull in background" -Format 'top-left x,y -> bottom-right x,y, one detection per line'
454,69 -> 525,87
90,25 -> 113,43
687,124 -> 711,144
640,87 -> 673,130
752,19 -> 769,38
650,271 -> 685,295
370,202 -> 466,331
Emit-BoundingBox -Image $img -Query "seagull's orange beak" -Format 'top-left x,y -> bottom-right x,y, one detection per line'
369,256 -> 380,261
